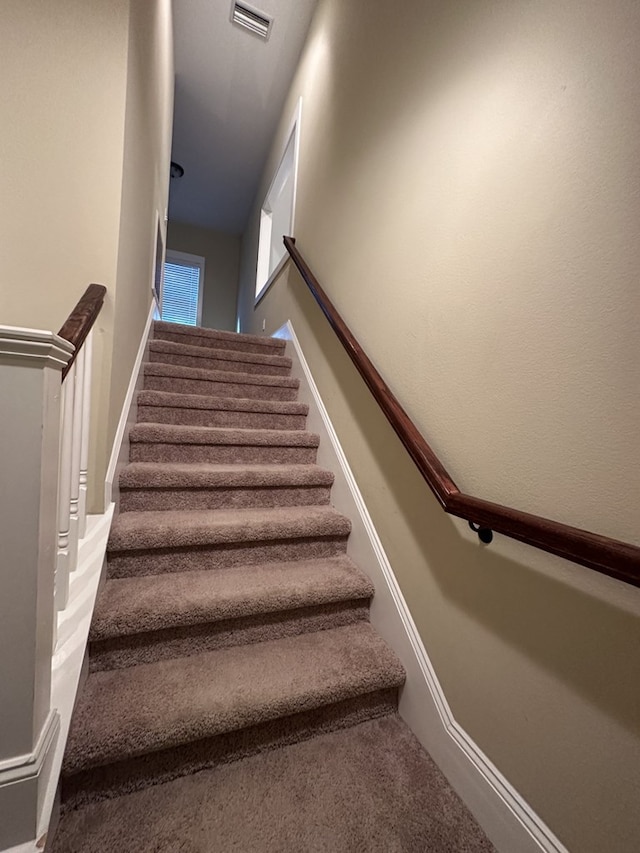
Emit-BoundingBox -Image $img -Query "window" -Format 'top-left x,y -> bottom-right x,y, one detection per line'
255,98 -> 302,302
161,250 -> 205,326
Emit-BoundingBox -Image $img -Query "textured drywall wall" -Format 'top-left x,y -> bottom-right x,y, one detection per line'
0,0 -> 128,332
237,1 -> 640,850
0,0 -> 130,516
167,221 -> 240,331
0,0 -> 174,514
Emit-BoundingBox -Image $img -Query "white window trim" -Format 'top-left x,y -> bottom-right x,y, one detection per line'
255,97 -> 302,305
164,249 -> 205,326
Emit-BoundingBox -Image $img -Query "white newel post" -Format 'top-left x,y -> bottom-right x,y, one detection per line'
0,326 -> 73,849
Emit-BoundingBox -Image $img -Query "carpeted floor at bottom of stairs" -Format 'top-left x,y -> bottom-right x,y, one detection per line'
51,714 -> 494,853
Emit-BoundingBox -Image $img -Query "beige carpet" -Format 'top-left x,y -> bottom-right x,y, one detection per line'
53,321 -> 494,851
53,715 -> 494,852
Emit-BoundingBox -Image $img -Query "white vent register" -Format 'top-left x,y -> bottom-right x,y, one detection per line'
231,2 -> 272,40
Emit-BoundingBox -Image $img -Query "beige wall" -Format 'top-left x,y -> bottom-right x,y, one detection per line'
237,1 -> 640,851
0,0 -> 128,331
108,0 -> 175,477
0,0 -> 130,513
0,0 -> 174,512
167,221 -> 240,331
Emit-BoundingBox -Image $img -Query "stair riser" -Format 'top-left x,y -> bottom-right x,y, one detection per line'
61,689 -> 398,811
129,444 -> 318,465
144,374 -> 298,402
89,600 -> 371,672
155,329 -> 284,357
137,405 -> 307,431
119,485 -> 332,512
148,349 -> 291,377
106,537 -> 349,579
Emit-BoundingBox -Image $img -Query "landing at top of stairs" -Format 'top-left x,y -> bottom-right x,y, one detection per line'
154,320 -> 286,355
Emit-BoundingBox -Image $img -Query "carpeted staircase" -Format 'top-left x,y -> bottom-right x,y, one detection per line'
53,321 -> 494,852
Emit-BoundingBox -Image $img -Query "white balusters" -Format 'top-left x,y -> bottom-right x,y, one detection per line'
55,330 -> 94,612
55,361 -> 75,611
68,347 -> 85,571
78,330 -> 93,538
0,288 -> 104,845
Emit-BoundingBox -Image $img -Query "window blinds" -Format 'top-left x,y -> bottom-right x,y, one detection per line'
161,261 -> 201,326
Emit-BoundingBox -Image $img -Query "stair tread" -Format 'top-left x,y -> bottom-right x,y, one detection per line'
149,339 -> 292,369
136,390 -> 308,415
56,716 -> 493,853
129,423 -> 320,447
91,555 -> 374,641
153,321 -> 285,352
144,361 -> 298,388
64,622 -> 405,775
108,505 -> 351,551
119,462 -> 334,489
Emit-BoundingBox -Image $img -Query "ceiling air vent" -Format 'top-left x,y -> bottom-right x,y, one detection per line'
231,2 -> 272,40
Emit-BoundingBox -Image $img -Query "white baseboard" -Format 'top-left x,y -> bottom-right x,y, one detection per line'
278,319 -> 568,853
0,712 -> 59,851
1,506 -> 114,853
104,302 -> 156,508
44,508 -> 114,850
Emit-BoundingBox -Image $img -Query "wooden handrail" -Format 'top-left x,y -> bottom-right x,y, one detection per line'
58,283 -> 106,380
283,236 -> 640,588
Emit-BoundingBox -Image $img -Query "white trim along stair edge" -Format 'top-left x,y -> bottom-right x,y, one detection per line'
105,302 -> 156,508
276,318 -> 569,853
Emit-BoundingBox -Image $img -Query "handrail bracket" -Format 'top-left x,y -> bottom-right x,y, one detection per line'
468,522 -> 493,545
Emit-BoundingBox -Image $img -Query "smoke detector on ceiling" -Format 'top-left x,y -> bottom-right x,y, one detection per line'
231,1 -> 272,41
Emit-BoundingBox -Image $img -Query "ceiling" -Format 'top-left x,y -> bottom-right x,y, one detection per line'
169,0 -> 318,235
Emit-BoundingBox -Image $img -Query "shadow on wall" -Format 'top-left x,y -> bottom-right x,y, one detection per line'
288,266 -> 640,743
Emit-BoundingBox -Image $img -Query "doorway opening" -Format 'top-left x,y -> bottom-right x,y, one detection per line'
255,99 -> 302,303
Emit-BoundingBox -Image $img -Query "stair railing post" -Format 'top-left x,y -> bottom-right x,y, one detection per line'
0,325 -> 73,849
